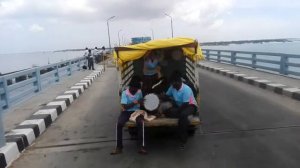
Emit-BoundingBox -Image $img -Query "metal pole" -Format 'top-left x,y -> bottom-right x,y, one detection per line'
106,16 -> 115,54
165,13 -> 174,38
151,29 -> 154,40
118,29 -> 122,46
35,68 -> 42,92
170,17 -> 173,38
0,106 -> 5,148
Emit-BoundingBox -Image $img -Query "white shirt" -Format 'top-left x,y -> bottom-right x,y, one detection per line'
93,49 -> 99,56
84,49 -> 89,57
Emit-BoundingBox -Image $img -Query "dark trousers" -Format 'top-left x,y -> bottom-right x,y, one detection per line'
165,105 -> 196,143
88,58 -> 94,70
116,111 -> 145,148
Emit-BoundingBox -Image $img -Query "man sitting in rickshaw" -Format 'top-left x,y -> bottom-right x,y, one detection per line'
142,51 -> 160,95
163,71 -> 197,149
111,78 -> 148,155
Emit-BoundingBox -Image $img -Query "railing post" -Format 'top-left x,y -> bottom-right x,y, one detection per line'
280,55 -> 288,75
0,107 -> 5,148
252,54 -> 257,69
67,61 -> 72,76
77,60 -> 81,71
0,77 -> 9,109
206,50 -> 210,60
231,52 -> 236,65
217,51 -> 221,62
103,55 -> 106,72
33,68 -> 42,92
55,64 -> 60,82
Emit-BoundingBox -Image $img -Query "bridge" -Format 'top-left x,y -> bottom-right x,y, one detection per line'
0,50 -> 300,168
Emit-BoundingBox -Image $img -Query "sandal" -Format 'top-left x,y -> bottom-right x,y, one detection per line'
110,148 -> 122,155
138,147 -> 148,155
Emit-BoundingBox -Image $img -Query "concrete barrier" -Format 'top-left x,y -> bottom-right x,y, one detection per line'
0,66 -> 104,168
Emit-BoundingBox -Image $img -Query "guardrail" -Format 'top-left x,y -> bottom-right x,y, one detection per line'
0,57 -> 87,110
202,49 -> 300,77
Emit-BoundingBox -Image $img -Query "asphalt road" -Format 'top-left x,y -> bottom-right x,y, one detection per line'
10,67 -> 300,168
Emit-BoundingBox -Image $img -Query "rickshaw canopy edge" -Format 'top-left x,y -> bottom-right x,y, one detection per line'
113,37 -> 205,65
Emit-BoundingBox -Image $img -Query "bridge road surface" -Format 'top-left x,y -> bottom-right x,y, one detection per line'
10,67 -> 300,168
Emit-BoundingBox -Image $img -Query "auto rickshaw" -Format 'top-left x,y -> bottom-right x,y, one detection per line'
114,37 -> 205,136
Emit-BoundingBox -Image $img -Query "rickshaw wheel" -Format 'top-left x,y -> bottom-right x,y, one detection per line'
188,127 -> 196,136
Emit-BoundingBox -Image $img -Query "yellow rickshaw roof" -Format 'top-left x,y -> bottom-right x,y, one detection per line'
114,37 -> 204,65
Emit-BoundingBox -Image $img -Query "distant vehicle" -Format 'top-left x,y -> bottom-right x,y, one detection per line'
114,37 -> 205,136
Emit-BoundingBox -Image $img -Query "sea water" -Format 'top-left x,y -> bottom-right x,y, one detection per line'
202,41 -> 300,55
0,51 -> 84,74
1,41 -> 300,74
202,41 -> 300,73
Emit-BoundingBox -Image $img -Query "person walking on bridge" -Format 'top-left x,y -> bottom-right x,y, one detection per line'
111,79 -> 147,155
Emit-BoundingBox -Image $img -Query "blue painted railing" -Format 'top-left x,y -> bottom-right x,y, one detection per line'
0,57 -> 87,110
202,49 -> 300,77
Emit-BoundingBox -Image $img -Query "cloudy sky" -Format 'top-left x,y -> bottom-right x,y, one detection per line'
0,0 -> 300,53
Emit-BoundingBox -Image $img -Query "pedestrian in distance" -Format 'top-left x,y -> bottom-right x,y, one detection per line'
93,47 -> 100,63
83,47 -> 89,57
82,47 -> 89,69
87,49 -> 95,70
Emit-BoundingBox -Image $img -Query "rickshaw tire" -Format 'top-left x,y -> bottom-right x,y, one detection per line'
188,127 -> 196,136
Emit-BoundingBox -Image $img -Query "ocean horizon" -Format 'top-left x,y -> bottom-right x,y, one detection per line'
0,50 -> 85,74
1,41 -> 300,74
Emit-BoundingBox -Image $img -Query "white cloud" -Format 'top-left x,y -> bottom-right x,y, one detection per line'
172,0 -> 234,25
0,0 -> 24,16
0,20 -> 23,31
29,24 -> 44,32
57,0 -> 96,14
233,0 -> 300,9
209,19 -> 224,29
1,0 -> 300,54
0,0 -> 97,21
0,0 -> 234,24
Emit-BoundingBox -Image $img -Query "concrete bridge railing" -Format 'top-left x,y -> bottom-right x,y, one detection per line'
202,49 -> 300,77
0,57 -> 87,111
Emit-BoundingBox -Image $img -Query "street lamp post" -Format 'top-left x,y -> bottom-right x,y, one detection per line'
105,16 -> 115,72
121,35 -> 124,45
118,29 -> 122,46
151,29 -> 154,40
106,16 -> 115,53
164,13 -> 174,38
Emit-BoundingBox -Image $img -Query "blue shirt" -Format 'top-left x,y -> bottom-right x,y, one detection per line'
144,59 -> 158,76
121,88 -> 143,111
166,83 -> 197,107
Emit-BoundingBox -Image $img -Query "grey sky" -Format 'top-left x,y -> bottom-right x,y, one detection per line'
1,0 -> 300,53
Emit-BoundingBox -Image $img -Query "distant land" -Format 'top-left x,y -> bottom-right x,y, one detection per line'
54,46 -> 108,52
52,38 -> 300,52
54,48 -> 85,52
200,38 -> 299,46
